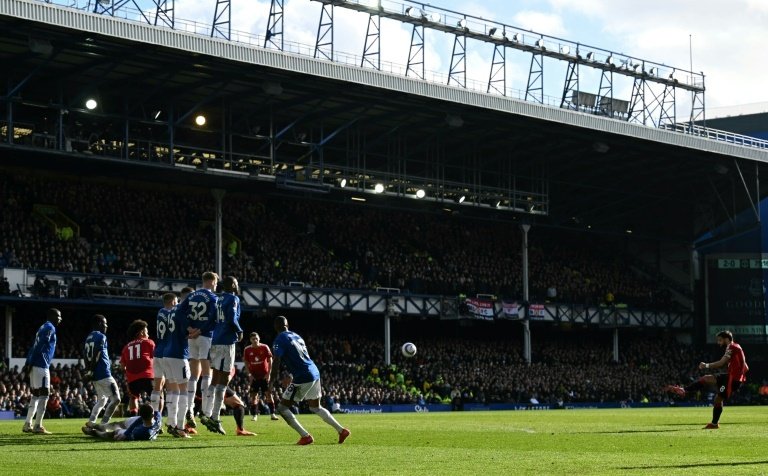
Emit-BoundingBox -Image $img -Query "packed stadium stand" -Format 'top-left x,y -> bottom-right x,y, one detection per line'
1,170 -> 672,309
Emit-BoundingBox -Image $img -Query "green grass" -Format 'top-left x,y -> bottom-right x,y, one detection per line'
2,407 -> 768,475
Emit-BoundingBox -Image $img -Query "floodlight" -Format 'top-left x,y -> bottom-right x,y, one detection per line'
606,55 -> 614,66
488,27 -> 497,36
85,98 -> 98,110
649,67 -> 658,76
495,200 -> 502,209
195,115 -> 206,126
458,195 -> 466,204
559,45 -> 570,55
153,110 -> 162,120
457,18 -> 467,29
536,38 -> 546,50
374,183 -> 384,193
586,52 -> 595,61
415,189 -> 426,199
511,33 -> 520,43
405,6 -> 421,18
425,13 -> 440,22
340,178 -> 347,188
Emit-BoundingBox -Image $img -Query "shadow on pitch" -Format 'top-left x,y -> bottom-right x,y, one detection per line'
574,429 -> 689,435
621,461 -> 768,470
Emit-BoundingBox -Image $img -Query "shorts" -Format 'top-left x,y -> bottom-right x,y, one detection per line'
153,357 -> 167,379
93,377 -> 120,399
250,377 -> 269,394
210,345 -> 236,372
716,374 -> 742,399
128,378 -> 154,398
29,367 -> 50,390
281,379 -> 322,403
188,336 -> 212,361
165,358 -> 190,385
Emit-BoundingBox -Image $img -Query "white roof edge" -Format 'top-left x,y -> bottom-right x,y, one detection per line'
3,0 -> 768,163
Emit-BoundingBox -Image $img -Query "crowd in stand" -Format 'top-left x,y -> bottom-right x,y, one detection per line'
0,171 -> 672,309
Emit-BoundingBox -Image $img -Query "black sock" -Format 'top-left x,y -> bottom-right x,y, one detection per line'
268,402 -> 275,414
249,404 -> 257,415
233,405 -> 245,430
712,404 -> 723,424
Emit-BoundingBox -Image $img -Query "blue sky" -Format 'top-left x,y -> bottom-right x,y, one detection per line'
119,0 -> 768,117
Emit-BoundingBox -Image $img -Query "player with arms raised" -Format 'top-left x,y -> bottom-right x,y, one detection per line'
22,308 -> 62,434
665,330 -> 748,429
202,276 -> 243,435
176,272 -> 218,431
243,332 -> 278,421
84,314 -> 121,427
268,316 -> 350,445
120,320 -> 155,416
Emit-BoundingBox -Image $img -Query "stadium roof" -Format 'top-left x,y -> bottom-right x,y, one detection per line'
2,1 -> 768,242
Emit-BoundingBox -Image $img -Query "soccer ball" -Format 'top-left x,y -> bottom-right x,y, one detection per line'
401,342 -> 417,358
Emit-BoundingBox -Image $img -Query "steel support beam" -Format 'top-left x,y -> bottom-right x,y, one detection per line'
211,0 -> 231,40
361,13 -> 381,70
526,50 -> 544,104
448,33 -> 466,88
487,44 -> 506,95
314,3 -> 334,61
560,61 -> 578,109
406,24 -> 425,80
265,0 -> 285,50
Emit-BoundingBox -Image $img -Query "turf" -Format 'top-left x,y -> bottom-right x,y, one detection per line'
2,407 -> 768,475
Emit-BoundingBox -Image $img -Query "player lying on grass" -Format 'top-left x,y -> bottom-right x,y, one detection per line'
664,330 -> 748,429
81,403 -> 161,441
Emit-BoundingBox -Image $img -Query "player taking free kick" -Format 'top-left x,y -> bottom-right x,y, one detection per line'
664,330 -> 748,429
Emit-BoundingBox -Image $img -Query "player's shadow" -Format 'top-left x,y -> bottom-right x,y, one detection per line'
40,442 -> 286,451
0,435 -> 93,446
621,461 -> 768,470
657,422 -> 753,426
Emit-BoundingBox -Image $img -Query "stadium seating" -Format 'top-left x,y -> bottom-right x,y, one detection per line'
0,171 -> 673,309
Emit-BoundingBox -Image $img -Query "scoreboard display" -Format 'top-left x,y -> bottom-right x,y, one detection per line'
706,254 -> 768,343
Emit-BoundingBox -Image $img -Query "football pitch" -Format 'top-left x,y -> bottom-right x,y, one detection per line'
2,407 -> 768,475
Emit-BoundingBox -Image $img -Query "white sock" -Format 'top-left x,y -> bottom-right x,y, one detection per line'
166,391 -> 178,428
150,391 -> 161,412
278,403 -> 309,437
186,379 -> 197,416
89,396 -> 108,424
34,396 -> 48,427
310,406 -> 344,432
24,397 -> 38,425
200,376 -> 212,417
178,393 -> 189,425
101,397 -> 120,425
212,385 -> 226,421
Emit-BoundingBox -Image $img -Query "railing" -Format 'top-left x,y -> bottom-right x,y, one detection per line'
661,123 -> 768,150
19,0 -> 768,151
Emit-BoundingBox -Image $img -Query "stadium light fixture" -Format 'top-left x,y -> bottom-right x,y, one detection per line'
458,195 -> 466,204
153,110 -> 162,120
626,229 -> 633,234
586,52 -> 595,61
511,33 -> 520,43
351,196 -> 366,202
649,67 -> 658,76
405,6 -> 421,18
606,55 -> 614,66
488,27 -> 497,37
536,38 -> 546,50
495,200 -> 502,209
559,45 -> 570,55
415,189 -> 426,199
457,18 -> 468,30
195,114 -> 207,126
85,98 -> 98,110
425,12 -> 440,22
340,178 -> 347,188
374,183 -> 385,194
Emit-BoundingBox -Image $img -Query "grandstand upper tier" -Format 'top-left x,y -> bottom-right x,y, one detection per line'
1,0 -> 768,242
